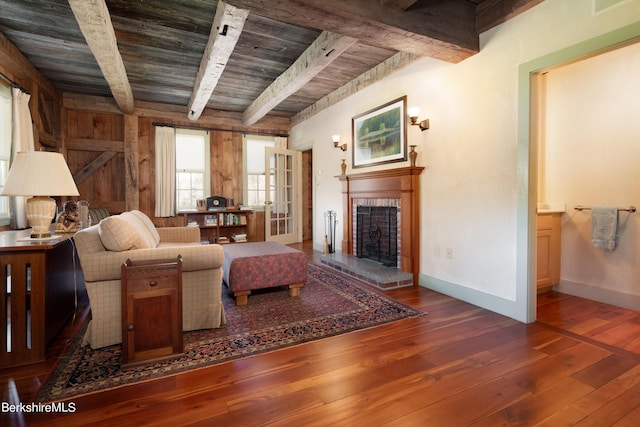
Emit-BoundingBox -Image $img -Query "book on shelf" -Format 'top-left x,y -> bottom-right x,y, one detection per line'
218,236 -> 230,244
231,232 -> 247,242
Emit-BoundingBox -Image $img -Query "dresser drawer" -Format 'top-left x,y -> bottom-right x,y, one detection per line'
125,273 -> 178,293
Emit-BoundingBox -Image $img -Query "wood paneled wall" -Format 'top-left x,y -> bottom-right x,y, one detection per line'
65,110 -> 126,215
137,117 -> 245,227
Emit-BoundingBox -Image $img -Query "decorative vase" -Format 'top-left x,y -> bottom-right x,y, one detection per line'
341,159 -> 347,175
409,145 -> 417,167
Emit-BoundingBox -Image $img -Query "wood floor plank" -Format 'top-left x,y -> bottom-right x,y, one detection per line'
472,376 -> 594,426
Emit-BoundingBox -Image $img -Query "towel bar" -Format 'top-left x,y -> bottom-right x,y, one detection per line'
574,205 -> 636,213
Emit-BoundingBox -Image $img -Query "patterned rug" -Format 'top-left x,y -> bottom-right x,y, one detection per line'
37,263 -> 423,403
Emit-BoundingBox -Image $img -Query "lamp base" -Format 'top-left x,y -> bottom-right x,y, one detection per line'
26,196 -> 56,239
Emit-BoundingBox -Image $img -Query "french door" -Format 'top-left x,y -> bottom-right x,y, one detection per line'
265,147 -> 302,244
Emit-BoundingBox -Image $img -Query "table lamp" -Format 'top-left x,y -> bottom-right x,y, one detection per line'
1,151 -> 80,238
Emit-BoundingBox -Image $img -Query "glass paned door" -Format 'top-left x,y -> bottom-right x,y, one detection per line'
265,147 -> 301,244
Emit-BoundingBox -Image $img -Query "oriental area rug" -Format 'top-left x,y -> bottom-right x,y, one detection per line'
37,263 -> 423,403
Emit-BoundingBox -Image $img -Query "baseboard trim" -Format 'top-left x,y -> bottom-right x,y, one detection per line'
420,274 -> 522,321
554,280 -> 640,310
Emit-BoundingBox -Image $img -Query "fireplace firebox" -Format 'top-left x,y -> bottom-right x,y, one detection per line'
356,206 -> 398,266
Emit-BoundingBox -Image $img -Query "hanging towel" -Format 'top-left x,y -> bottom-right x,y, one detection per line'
591,206 -> 618,251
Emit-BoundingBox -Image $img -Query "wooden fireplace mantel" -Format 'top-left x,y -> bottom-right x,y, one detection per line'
338,166 -> 424,285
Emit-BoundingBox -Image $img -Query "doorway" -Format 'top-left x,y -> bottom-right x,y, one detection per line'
302,149 -> 313,242
527,38 -> 640,317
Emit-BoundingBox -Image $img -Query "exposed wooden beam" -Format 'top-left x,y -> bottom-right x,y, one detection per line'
73,151 -> 119,185
187,1 -> 248,121
291,51 -> 418,126
380,0 -> 419,10
68,0 -> 135,114
243,31 -> 357,126
225,0 -> 478,63
124,114 -> 139,211
476,0 -> 546,33
66,138 -> 125,153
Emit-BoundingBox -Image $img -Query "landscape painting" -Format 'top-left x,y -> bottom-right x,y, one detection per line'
352,96 -> 407,168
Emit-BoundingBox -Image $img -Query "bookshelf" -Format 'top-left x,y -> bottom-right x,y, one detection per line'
181,209 -> 254,244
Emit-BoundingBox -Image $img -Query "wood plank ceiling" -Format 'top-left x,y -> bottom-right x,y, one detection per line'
0,0 -> 544,126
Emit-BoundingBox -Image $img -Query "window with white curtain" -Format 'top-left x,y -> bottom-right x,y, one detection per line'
175,129 -> 210,211
0,84 -> 11,224
244,134 -> 275,208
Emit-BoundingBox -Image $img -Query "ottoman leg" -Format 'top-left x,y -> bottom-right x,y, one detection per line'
234,291 -> 251,306
288,283 -> 304,297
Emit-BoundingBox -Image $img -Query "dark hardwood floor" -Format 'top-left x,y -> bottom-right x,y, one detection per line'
2,241 -> 640,426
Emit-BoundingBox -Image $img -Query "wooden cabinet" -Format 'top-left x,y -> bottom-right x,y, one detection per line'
536,213 -> 561,292
121,257 -> 183,368
181,209 -> 254,244
0,232 -> 81,368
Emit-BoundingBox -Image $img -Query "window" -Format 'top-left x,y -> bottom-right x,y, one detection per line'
244,135 -> 275,207
175,129 -> 209,211
0,84 -> 11,224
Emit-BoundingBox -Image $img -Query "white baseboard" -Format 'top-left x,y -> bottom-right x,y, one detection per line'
420,274 -> 524,322
554,280 -> 640,311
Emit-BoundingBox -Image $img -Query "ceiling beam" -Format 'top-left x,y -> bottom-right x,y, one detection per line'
187,1 -> 248,121
380,0 -> 419,10
242,31 -> 357,127
68,0 -> 134,114
225,0 -> 478,63
292,51 -> 419,127
476,0 -> 546,33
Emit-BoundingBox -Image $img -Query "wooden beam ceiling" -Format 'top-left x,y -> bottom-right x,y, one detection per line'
68,0 -> 134,114
243,31 -> 357,126
188,1 -> 248,121
476,0 -> 546,33
380,0 -> 419,10
224,0 -> 479,63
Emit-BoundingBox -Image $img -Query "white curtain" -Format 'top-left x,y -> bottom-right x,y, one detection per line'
154,126 -> 176,217
11,88 -> 35,229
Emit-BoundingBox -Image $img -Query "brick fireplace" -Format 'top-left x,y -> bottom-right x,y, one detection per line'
338,166 -> 424,285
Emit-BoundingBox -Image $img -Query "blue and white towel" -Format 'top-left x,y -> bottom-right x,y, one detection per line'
591,206 -> 618,251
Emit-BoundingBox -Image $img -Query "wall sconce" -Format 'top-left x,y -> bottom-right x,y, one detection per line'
408,107 -> 429,131
332,134 -> 347,151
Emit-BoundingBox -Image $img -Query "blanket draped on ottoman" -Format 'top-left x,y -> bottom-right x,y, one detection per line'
222,242 -> 307,305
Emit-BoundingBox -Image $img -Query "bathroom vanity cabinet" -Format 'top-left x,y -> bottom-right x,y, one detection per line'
536,213 -> 561,292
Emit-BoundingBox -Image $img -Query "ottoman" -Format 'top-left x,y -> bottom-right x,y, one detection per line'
222,241 -> 307,305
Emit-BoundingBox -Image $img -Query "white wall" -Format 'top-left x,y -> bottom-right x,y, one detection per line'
289,0 -> 640,321
542,42 -> 640,307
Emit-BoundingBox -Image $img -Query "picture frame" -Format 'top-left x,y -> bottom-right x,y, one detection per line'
352,96 -> 407,168
204,214 -> 217,226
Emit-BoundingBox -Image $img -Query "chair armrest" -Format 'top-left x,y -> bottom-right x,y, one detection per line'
157,226 -> 201,243
80,243 -> 224,282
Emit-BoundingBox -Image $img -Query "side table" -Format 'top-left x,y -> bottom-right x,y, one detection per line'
121,256 -> 183,368
0,231 -> 81,368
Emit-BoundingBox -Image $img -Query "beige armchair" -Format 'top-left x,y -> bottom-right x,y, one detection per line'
74,210 -> 225,349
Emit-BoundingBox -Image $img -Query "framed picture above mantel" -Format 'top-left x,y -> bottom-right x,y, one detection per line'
352,96 -> 407,168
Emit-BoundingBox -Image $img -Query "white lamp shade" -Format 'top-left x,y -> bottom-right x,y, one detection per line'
1,151 -> 79,197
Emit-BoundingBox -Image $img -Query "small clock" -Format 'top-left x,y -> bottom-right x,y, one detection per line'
206,196 -> 227,210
